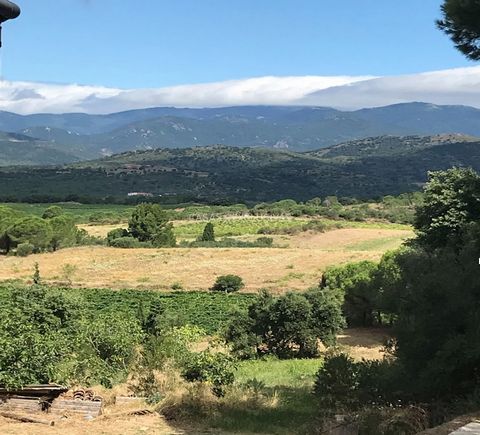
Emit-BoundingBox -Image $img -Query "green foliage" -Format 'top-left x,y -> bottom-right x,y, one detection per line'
49,215 -> 78,251
437,0 -> 480,60
314,353 -> 404,413
0,285 -> 147,388
200,222 -> 215,242
321,261 -> 381,327
181,351 -> 236,397
32,263 -> 41,285
225,290 -> 344,359
314,353 -> 359,412
16,242 -> 34,257
414,167 -> 480,250
6,288 -> 254,336
42,205 -> 64,219
183,237 -> 274,248
386,226 -> 480,399
76,310 -> 144,385
109,236 -> 152,249
7,216 -> 52,252
0,286 -> 80,387
211,275 -> 245,293
106,228 -> 129,245
129,203 -> 176,247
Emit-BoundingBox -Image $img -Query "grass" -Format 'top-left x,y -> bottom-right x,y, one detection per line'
0,226 -> 412,293
174,217 -> 310,238
171,328 -> 387,434
0,245 -> 385,292
205,386 -> 318,434
346,235 -> 411,251
167,358 -> 323,434
174,217 -> 411,239
236,358 -> 321,388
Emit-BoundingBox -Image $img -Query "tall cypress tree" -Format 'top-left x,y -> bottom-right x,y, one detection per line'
201,222 -> 215,242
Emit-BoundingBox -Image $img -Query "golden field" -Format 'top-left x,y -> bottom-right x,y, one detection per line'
0,228 -> 412,292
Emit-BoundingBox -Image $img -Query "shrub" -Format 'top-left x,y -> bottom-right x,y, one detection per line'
314,353 -> 404,413
255,237 -> 273,247
211,275 -> 245,293
314,353 -> 359,412
42,205 -> 64,220
107,228 -> 129,245
181,237 -> 274,249
32,263 -> 41,284
181,351 -> 236,397
109,236 -> 152,249
200,222 -> 215,242
16,242 -> 34,257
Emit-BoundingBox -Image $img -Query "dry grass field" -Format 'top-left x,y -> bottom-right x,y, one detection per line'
0,414 -> 180,435
0,228 -> 412,292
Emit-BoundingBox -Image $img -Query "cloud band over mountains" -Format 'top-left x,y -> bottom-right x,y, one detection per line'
0,66 -> 479,114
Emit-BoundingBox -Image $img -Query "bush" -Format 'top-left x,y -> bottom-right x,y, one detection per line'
42,205 -> 64,220
181,351 -> 236,397
314,353 -> 404,413
255,237 -> 273,247
314,353 -> 359,412
16,242 -> 34,257
181,237 -> 274,249
109,236 -> 151,249
107,228 -> 130,245
211,275 -> 245,293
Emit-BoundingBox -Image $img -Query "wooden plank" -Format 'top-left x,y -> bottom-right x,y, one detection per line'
0,411 -> 55,426
50,399 -> 102,417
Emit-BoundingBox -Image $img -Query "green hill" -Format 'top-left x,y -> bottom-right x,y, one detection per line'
1,135 -> 480,202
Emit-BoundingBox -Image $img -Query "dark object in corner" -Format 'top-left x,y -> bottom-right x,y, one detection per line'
0,0 -> 20,47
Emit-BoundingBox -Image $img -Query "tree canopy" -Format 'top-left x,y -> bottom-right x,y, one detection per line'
414,167 -> 480,250
437,0 -> 480,60
225,290 -> 344,359
128,204 -> 176,247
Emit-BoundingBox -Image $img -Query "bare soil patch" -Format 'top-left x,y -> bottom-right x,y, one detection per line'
337,328 -> 390,361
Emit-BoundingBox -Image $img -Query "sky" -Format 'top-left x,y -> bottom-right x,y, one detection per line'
0,0 -> 478,113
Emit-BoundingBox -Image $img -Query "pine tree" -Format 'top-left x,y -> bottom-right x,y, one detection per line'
201,222 -> 215,242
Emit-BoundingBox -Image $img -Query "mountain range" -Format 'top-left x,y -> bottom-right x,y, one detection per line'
2,102 -> 480,165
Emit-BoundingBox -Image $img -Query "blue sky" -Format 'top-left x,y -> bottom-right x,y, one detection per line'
4,0 -> 472,88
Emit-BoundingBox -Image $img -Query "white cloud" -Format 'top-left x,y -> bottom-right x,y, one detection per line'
0,67 -> 479,114
301,66 -> 480,109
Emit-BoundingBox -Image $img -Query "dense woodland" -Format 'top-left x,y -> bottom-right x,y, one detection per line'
1,135 -> 480,203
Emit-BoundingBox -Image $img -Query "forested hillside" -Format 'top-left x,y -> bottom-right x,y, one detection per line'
1,135 -> 480,202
